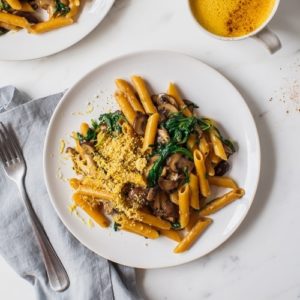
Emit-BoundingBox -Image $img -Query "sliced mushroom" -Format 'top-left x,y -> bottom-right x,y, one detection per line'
214,160 -> 230,176
133,111 -> 148,136
167,153 -> 194,173
183,99 -> 198,113
121,183 -> 148,207
194,124 -> 203,138
13,11 -> 39,24
158,177 -> 179,191
157,128 -> 170,144
151,191 -> 178,222
80,142 -> 95,155
144,154 -> 159,177
152,93 -> 179,108
66,147 -> 78,156
146,187 -> 159,201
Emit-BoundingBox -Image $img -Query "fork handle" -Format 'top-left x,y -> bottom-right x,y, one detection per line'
18,182 -> 70,292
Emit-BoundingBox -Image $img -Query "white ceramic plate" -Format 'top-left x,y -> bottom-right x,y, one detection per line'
0,0 -> 114,61
44,51 -> 260,269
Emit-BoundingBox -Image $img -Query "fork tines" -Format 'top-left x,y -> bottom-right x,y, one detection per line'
0,122 -> 22,165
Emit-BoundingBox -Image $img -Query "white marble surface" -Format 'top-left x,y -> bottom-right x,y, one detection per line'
1,0 -> 300,299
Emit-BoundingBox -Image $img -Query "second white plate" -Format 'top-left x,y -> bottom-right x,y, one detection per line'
0,0 -> 114,60
44,50 -> 260,268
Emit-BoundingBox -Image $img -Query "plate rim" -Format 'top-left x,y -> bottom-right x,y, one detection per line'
0,0 -> 115,61
43,50 -> 261,268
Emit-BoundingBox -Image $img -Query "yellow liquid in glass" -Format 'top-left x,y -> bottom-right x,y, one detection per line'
190,0 -> 275,37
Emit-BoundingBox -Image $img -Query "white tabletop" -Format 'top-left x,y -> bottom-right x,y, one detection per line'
1,0 -> 300,299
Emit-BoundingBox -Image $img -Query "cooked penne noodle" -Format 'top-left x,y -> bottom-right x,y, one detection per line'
205,152 -> 215,176
115,92 -> 137,125
142,112 -> 159,153
178,184 -> 190,228
80,122 -> 89,136
174,217 -> 212,253
186,210 -> 200,232
0,12 -> 29,29
194,149 -> 211,197
160,229 -> 182,242
76,185 -> 114,201
0,21 -> 19,31
189,173 -> 200,210
199,135 -> 210,158
209,128 -> 227,161
136,211 -> 171,230
211,152 -> 222,164
131,76 -> 157,114
69,178 -> 81,189
208,176 -> 238,189
170,191 -> 179,205
72,193 -> 109,228
118,215 -> 159,239
167,83 -> 192,117
200,188 -> 245,216
67,3 -> 79,19
21,2 -> 34,12
115,79 -> 145,113
30,17 -> 73,34
5,0 -> 22,10
187,133 -> 198,152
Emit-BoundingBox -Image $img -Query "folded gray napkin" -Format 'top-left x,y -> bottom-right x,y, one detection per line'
0,86 -> 141,300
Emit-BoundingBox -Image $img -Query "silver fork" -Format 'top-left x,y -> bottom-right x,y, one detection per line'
0,122 -> 70,292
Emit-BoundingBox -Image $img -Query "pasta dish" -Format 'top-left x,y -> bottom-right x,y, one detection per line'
0,0 -> 79,35
66,75 -> 245,253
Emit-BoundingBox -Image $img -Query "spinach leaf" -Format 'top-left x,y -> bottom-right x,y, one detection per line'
55,0 -> 70,15
163,112 -> 196,144
148,142 -> 193,187
162,112 -> 212,144
113,222 -> 120,231
98,111 -> 124,133
0,0 -> 10,11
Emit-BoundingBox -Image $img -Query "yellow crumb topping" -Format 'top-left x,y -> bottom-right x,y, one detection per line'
69,130 -> 147,217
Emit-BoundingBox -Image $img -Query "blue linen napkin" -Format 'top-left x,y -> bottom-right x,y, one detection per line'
0,86 -> 141,300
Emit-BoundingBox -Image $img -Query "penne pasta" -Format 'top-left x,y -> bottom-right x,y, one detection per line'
200,188 -> 245,216
0,12 -> 29,29
178,184 -> 190,228
69,178 -> 81,189
187,133 -> 198,152
167,83 -> 192,117
160,229 -> 182,242
80,122 -> 89,137
5,0 -> 22,10
30,17 -> 73,34
194,149 -> 211,197
115,92 -> 137,126
21,2 -> 34,12
211,152 -> 222,164
205,152 -> 215,176
189,173 -> 200,210
186,210 -> 200,232
174,217 -> 212,253
75,185 -> 114,201
142,112 -> 159,153
209,128 -> 227,161
170,191 -> 179,205
115,79 -> 145,113
72,193 -> 109,228
131,76 -> 157,114
118,215 -> 159,239
199,134 -> 210,158
208,176 -> 238,189
136,211 -> 171,230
